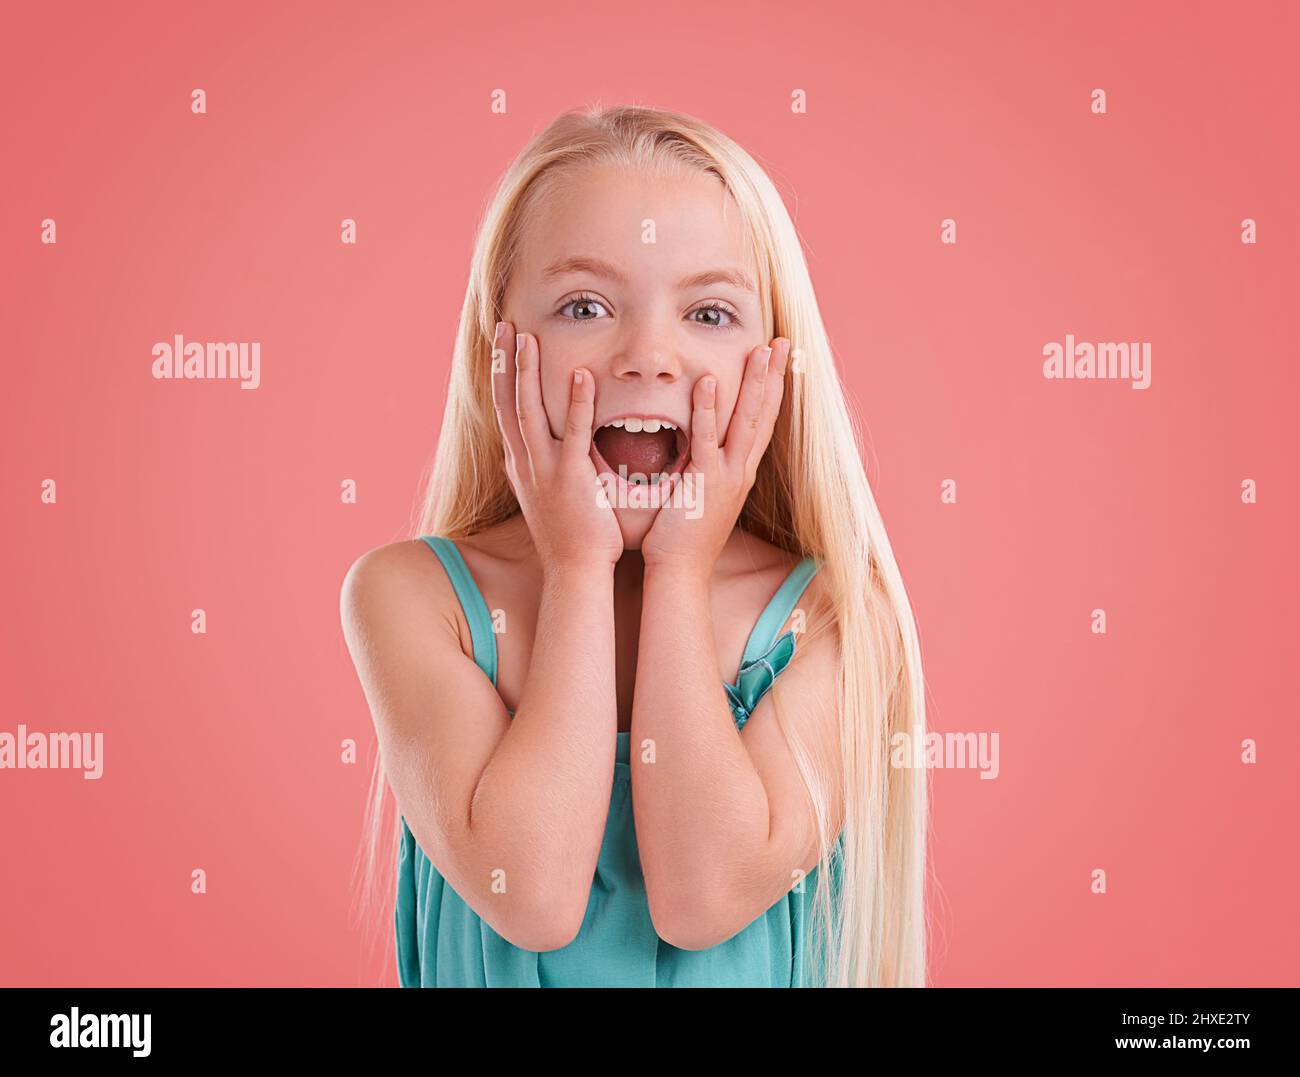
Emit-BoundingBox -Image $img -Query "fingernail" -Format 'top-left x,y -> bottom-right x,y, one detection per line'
573,369 -> 584,386
760,346 -> 773,365
777,339 -> 791,372
494,321 -> 505,343
515,332 -> 527,360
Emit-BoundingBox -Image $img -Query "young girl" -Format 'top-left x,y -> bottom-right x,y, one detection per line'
342,105 -> 928,988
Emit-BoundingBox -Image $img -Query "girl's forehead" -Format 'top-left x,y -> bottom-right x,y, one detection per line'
517,164 -> 756,278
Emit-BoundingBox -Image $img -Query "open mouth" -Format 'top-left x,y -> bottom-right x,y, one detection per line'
591,416 -> 689,487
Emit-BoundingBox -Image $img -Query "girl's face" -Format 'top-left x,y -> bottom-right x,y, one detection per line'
501,162 -> 767,550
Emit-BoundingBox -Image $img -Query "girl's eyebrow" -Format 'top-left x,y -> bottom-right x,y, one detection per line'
541,255 -> 756,294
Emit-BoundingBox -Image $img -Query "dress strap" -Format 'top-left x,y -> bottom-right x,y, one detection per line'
739,555 -> 820,668
419,536 -> 498,687
722,555 -> 822,731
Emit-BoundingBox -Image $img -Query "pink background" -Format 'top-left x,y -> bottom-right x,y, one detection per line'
2,0 -> 1296,987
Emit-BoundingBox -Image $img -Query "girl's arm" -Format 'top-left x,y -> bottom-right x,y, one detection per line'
631,564 -> 843,950
343,548 -> 615,953
633,338 -> 844,949
342,324 -> 623,952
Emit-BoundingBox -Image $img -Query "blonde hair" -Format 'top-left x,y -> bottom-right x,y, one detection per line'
354,104 -> 929,987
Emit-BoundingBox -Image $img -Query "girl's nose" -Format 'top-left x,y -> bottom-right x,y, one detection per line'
609,327 -> 682,383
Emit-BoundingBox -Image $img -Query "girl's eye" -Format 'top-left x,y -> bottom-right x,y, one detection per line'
554,294 -> 741,331
688,303 -> 741,331
556,294 -> 610,322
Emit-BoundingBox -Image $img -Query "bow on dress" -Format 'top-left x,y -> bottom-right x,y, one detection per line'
724,631 -> 797,730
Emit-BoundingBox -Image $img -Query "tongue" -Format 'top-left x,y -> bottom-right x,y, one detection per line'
594,427 -> 677,476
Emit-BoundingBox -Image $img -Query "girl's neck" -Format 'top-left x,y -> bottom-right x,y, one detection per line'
483,512 -> 770,588
614,549 -> 645,596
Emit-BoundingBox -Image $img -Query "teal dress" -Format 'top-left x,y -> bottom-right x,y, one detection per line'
396,536 -> 843,987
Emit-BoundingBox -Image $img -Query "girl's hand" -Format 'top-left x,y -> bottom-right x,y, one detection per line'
641,338 -> 791,578
491,321 -> 623,572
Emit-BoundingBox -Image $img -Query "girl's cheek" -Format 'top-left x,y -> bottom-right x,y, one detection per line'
713,384 -> 741,434
541,385 -> 561,438
541,369 -> 576,437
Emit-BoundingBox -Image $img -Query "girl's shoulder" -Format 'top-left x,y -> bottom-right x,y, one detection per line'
344,517 -> 531,598
716,527 -> 804,581
340,531 -> 535,699
717,528 -> 836,631
340,537 -> 469,648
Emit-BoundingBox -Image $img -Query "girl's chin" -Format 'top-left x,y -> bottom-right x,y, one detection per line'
612,507 -> 656,550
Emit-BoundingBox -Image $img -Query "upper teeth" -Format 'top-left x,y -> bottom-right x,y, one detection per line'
602,417 -> 676,433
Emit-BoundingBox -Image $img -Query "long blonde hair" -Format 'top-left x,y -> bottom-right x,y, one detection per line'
353,104 -> 930,987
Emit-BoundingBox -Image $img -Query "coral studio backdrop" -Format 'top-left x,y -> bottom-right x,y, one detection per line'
1,0 -> 1296,987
